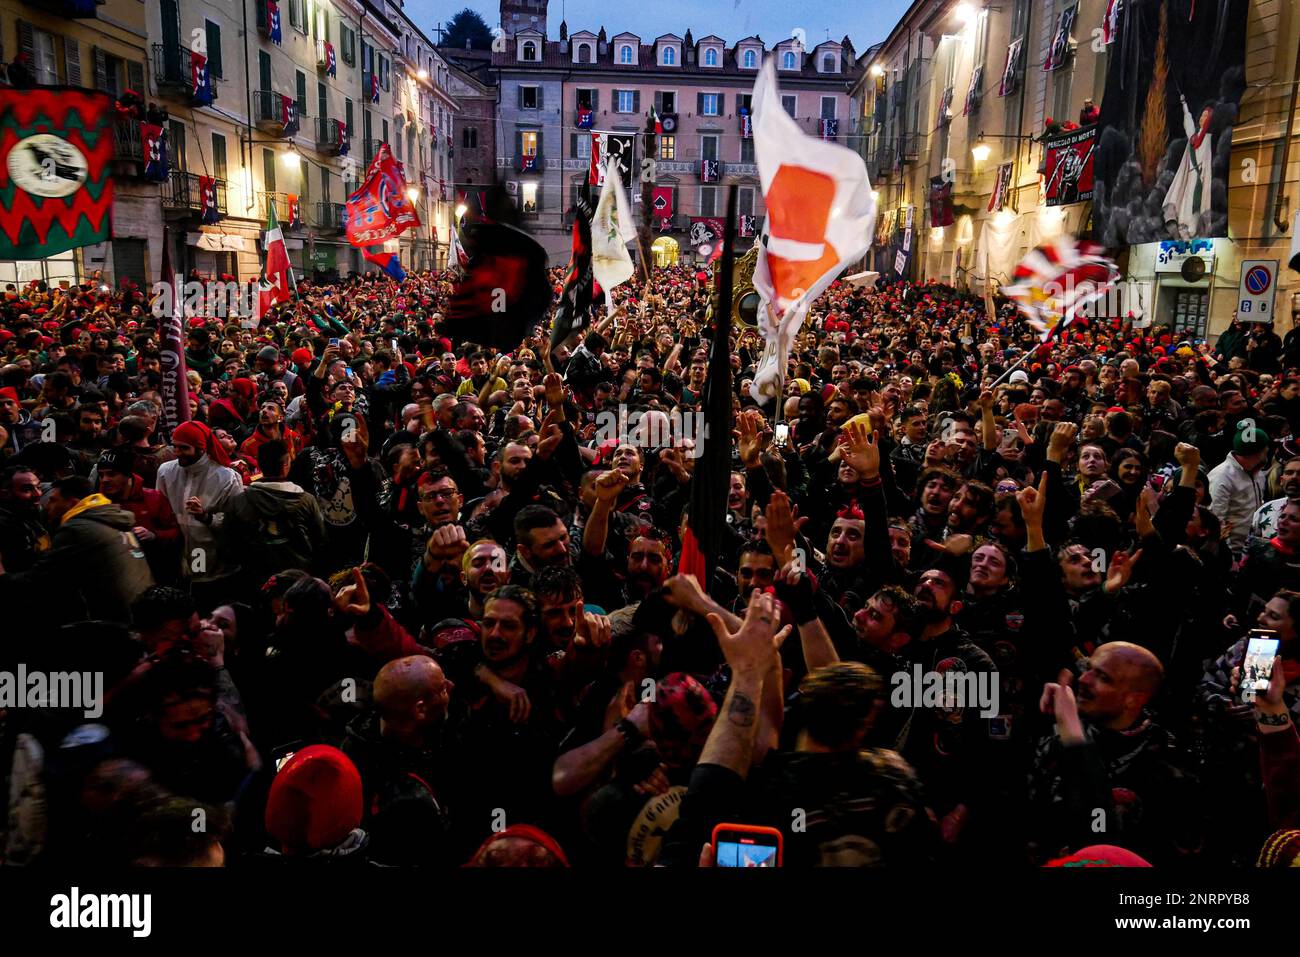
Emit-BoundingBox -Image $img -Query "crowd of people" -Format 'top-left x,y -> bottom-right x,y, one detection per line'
1,259 -> 1299,868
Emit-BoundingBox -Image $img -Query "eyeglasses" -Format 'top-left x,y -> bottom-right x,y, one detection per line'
420,488 -> 459,501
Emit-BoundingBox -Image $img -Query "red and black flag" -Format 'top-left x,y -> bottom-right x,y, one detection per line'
0,88 -> 113,260
550,185 -> 595,349
441,189 -> 551,351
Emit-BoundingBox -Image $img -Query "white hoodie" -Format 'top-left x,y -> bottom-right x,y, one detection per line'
157,453 -> 244,581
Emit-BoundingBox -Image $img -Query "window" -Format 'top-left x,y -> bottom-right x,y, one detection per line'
289,0 -> 306,33
205,20 -> 223,78
341,25 -> 355,65
380,55 -> 389,90
662,46 -> 675,65
782,95 -> 796,117
345,97 -> 354,135
313,3 -> 328,41
32,30 -> 58,85
736,93 -> 752,114
701,135 -> 718,161
296,70 -> 308,115
782,50 -> 796,69
576,88 -> 595,109
616,90 -> 635,113
320,165 -> 331,203
701,93 -> 720,116
659,135 -> 675,159
822,54 -> 835,73
619,45 -> 633,64
522,41 -> 537,61
94,51 -> 123,98
660,91 -> 676,114
462,127 -> 477,148
212,133 -> 227,181
739,187 -> 754,216
382,118 -> 388,146
704,48 -> 718,67
521,86 -> 538,109
394,117 -> 403,161
1051,55 -> 1074,126
521,182 -> 538,213
577,43 -> 591,63
317,81 -> 328,121
740,138 -> 754,162
821,97 -> 836,119
521,131 -> 538,156
743,49 -> 757,68
575,134 -> 591,160
699,186 -> 717,217
169,120 -> 187,170
262,147 -> 276,192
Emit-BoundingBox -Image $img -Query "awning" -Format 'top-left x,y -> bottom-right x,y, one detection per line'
187,232 -> 252,252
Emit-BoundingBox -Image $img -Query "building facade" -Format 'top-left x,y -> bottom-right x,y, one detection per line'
444,49 -> 497,201
0,0 -> 161,287
493,0 -> 861,262
854,0 -> 1300,342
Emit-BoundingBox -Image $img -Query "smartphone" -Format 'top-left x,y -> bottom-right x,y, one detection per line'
1148,474 -> 1166,493
328,337 -> 340,347
712,823 -> 782,867
1241,630 -> 1281,704
773,423 -> 790,449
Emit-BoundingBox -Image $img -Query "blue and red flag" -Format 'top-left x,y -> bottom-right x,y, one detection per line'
344,143 -> 420,246
363,247 -> 406,281
268,0 -> 282,44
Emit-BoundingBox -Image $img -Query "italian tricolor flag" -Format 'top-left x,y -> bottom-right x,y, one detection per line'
650,105 -> 663,134
256,205 -> 295,323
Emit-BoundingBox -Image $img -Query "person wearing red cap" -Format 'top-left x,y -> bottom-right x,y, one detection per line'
263,746 -> 370,862
207,378 -> 257,436
156,420 -> 245,605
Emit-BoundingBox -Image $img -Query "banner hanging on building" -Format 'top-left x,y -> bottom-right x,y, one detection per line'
1043,124 -> 1096,206
141,123 -> 169,182
998,38 -> 1022,97
1044,4 -> 1078,71
588,133 -> 635,190
0,88 -> 113,259
929,175 -> 954,227
688,217 -> 726,249
988,162 -> 1013,212
1093,0 -> 1247,245
651,186 -> 674,228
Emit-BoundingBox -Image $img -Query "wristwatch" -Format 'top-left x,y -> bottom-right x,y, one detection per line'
615,718 -> 645,750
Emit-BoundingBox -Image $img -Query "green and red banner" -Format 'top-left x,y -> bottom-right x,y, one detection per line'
0,88 -> 113,260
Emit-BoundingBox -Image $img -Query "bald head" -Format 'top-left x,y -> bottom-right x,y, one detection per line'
1077,641 -> 1164,728
374,655 -> 452,736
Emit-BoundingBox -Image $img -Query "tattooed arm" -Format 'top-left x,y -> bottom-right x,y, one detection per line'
697,589 -> 791,780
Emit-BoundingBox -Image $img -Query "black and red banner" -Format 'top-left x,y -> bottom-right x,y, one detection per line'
1043,124 -> 1096,207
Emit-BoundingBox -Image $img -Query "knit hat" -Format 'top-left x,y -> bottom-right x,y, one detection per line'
96,446 -> 135,475
466,824 -> 570,868
1044,844 -> 1153,867
649,672 -> 718,767
172,420 -> 232,467
0,386 -> 18,403
230,377 -> 257,400
1258,829 -> 1300,867
265,745 -> 363,854
1233,419 -> 1270,456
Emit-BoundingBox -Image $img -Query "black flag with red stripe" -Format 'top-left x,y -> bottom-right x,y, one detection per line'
550,186 -> 596,349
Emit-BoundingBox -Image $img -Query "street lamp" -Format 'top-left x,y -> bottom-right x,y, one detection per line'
955,3 -> 976,25
971,135 -> 991,162
870,65 -> 884,77
280,149 -> 302,168
455,203 -> 467,220
407,186 -> 420,203
417,68 -> 429,80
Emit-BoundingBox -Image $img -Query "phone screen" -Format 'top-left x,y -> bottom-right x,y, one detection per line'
715,835 -> 780,867
1241,632 -> 1281,704
773,424 -> 790,448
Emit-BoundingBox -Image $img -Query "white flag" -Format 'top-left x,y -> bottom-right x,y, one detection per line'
749,58 -> 876,403
592,158 -> 636,294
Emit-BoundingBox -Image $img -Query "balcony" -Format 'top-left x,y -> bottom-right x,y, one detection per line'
257,191 -> 301,228
162,170 -> 227,217
316,40 -> 333,72
315,202 -> 346,233
152,42 -> 204,100
724,162 -> 758,177
316,116 -> 348,154
253,91 -> 294,133
112,117 -> 144,164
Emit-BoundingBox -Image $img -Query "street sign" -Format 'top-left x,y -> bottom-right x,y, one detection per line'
1237,259 -> 1278,323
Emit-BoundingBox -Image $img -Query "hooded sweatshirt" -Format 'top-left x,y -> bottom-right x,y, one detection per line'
217,479 -> 326,582
0,493 -> 153,627
157,452 -> 244,582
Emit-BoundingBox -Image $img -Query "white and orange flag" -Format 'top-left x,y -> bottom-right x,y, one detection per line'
750,58 -> 877,402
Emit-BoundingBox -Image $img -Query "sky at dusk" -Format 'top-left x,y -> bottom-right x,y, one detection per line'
404,0 -> 915,55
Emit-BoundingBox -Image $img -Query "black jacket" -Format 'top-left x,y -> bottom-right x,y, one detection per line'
217,480 -> 326,581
